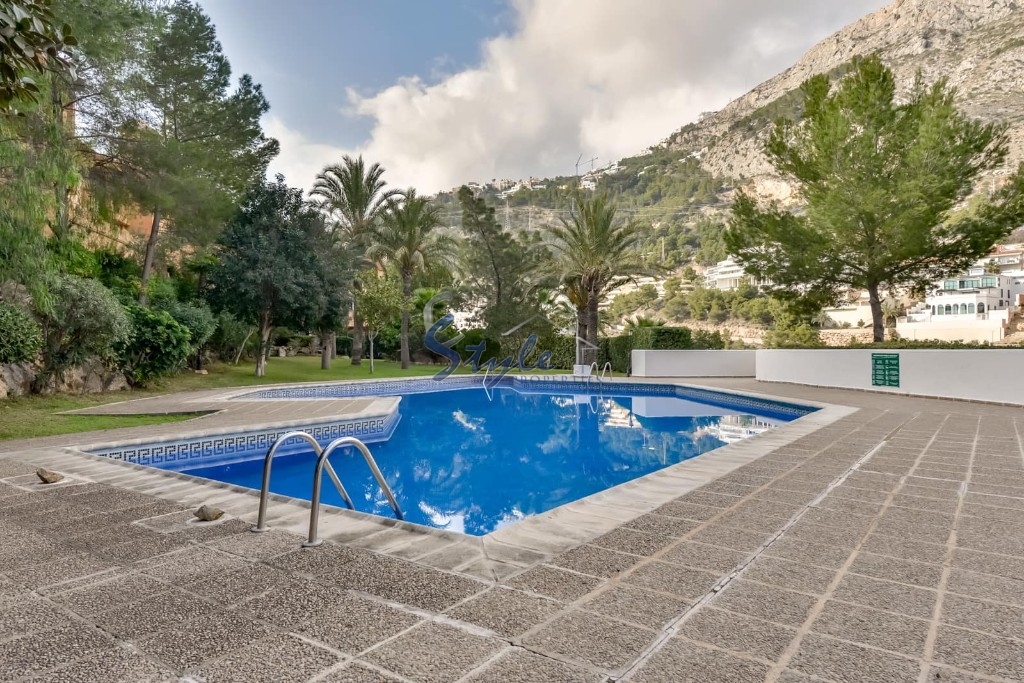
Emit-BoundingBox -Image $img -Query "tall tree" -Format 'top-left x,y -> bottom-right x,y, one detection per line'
725,55 -> 1024,342
0,0 -> 76,113
310,155 -> 398,365
111,0 -> 277,304
206,176 -> 321,377
547,193 -> 648,365
456,185 -> 548,338
356,271 -> 403,374
367,189 -> 455,369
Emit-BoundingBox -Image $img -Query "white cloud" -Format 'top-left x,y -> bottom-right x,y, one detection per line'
270,0 -> 887,193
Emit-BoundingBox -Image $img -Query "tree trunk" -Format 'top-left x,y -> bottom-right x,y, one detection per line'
139,208 -> 161,305
575,306 -> 588,366
256,312 -> 272,377
369,334 -> 375,374
400,273 -> 412,370
351,307 -> 364,365
585,295 -> 600,367
320,333 -> 331,370
329,331 -> 336,359
867,283 -> 885,343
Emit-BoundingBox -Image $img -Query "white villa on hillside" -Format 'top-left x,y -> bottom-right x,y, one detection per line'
705,258 -> 771,291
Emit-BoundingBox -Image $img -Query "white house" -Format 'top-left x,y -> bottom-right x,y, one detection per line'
704,258 -> 770,291
897,271 -> 1024,343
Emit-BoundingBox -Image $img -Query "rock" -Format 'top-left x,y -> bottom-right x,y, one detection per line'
194,369 -> 208,375
194,505 -> 224,522
36,468 -> 64,484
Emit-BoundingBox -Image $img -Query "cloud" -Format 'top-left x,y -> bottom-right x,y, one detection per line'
272,0 -> 887,193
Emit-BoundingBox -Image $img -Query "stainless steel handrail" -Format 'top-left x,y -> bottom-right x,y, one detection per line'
601,362 -> 613,380
252,431 -> 353,533
588,361 -> 602,386
304,436 -> 403,547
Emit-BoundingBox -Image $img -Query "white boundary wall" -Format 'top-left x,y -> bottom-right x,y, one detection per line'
756,349 -> 1024,406
632,350 -> 756,378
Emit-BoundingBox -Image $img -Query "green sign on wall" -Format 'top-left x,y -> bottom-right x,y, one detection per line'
871,353 -> 900,387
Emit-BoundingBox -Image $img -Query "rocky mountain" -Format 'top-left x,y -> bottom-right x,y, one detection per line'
665,0 -> 1024,202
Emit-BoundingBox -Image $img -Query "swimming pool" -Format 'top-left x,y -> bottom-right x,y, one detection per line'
91,380 -> 813,536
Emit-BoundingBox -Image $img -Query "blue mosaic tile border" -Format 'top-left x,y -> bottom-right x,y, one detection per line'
233,375 -> 488,400
88,409 -> 402,472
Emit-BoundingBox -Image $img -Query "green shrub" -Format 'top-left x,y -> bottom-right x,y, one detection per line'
607,335 -> 632,373
763,322 -> 824,349
35,275 -> 131,390
538,334 -> 575,369
163,300 -> 217,355
0,301 -> 42,364
117,305 -> 192,387
692,329 -> 726,350
454,329 -> 502,364
632,326 -> 694,350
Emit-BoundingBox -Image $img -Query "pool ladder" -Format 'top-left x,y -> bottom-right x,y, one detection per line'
251,431 -> 403,547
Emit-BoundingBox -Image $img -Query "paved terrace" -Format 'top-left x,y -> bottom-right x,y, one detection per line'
1,380 -> 1023,682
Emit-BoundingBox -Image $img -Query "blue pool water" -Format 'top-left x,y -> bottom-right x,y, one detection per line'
172,383 -> 810,536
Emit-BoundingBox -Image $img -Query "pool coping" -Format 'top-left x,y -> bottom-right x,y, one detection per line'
8,378 -> 854,582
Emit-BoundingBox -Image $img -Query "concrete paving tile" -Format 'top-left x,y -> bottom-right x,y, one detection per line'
364,621 -> 503,683
206,528 -> 302,560
631,639 -> 771,683
849,553 -> 944,589
753,487 -> 820,505
333,555 -> 486,612
831,574 -> 937,619
892,494 -> 959,514
165,518 -> 253,542
689,524 -> 770,553
862,532 -> 950,565
786,520 -> 868,549
946,568 -> 1024,607
810,600 -> 930,657
651,500 -> 722,522
623,513 -> 700,537
969,483 -> 1024,498
266,543 -> 370,577
521,610 -> 653,672
0,623 -> 114,681
956,520 -> 1024,557
940,594 -> 1024,639
139,546 -> 249,584
297,593 -> 421,654
677,491 -> 745,508
874,517 -> 951,546
699,481 -> 759,497
625,561 -> 721,599
678,606 -> 797,660
92,589 -> 217,639
933,625 -> 1024,681
715,509 -> 791,534
763,536 -> 852,569
135,610 -> 274,669
828,485 -> 893,504
194,634 -> 343,683
923,666 -> 994,682
963,503 -> 1024,526
320,662 -> 404,682
742,556 -> 836,595
581,584 -> 688,630
789,633 -> 920,683
464,647 -> 601,682
952,547 -> 1024,581
93,533 -> 191,563
661,541 -> 748,573
14,552 -> 114,590
0,596 -> 73,638
49,572 -> 166,616
551,544 -> 643,578
0,459 -> 38,477
589,528 -> 675,556
180,561 -> 290,606
965,492 -> 1024,511
448,587 -> 561,638
813,495 -> 884,517
25,646 -> 178,682
712,580 -> 817,627
242,580 -> 357,629
507,565 -> 602,602
901,484 -> 960,501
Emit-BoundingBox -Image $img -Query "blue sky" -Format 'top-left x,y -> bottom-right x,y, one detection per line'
199,0 -> 888,192
200,0 -> 514,149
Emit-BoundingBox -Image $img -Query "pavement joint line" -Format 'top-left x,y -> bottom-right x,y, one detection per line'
762,412 -> 953,682
608,412 -> 908,682
917,416 -> 981,682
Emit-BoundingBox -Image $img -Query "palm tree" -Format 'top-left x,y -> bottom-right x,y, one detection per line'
367,190 -> 455,369
547,193 -> 648,365
625,316 -> 659,330
310,156 -> 399,366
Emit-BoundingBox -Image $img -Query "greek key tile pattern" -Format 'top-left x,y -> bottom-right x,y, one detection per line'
89,410 -> 401,471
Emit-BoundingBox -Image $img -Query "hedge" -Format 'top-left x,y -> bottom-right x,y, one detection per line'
0,301 -> 42,364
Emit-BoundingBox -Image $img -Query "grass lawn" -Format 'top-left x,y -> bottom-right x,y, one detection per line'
0,356 -> 458,443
